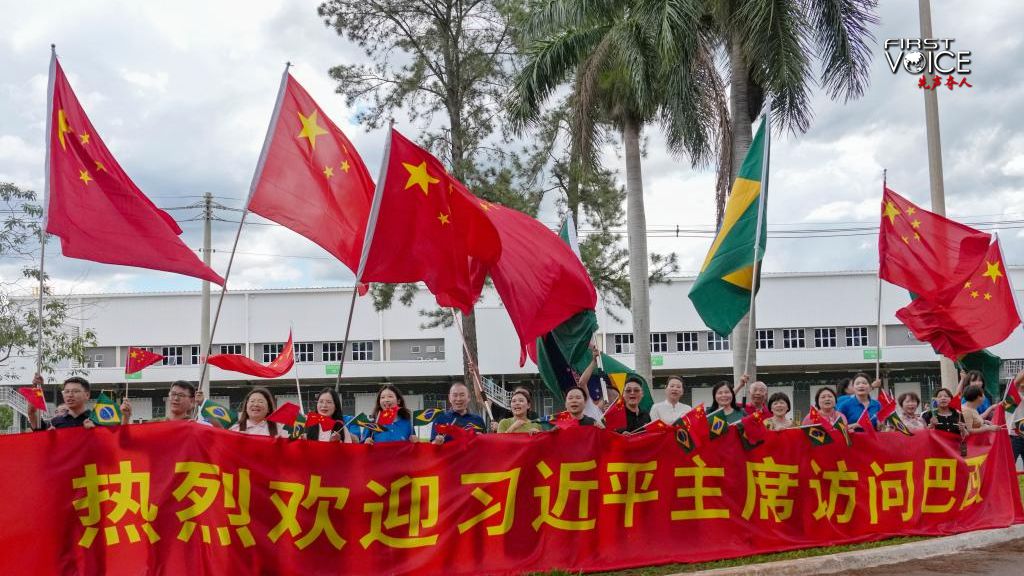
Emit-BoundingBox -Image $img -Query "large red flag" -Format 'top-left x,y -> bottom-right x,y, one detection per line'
207,331 -> 295,378
878,187 -> 989,302
359,129 -> 501,314
247,72 -> 375,273
482,203 -> 597,365
125,347 -> 164,375
896,239 -> 1022,359
44,55 -> 223,285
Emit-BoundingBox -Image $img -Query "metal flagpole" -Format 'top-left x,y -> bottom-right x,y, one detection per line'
291,325 -> 304,413
742,98 -> 772,378
198,62 -> 291,396
335,119 -> 394,391
37,45 -> 58,378
876,169 -> 887,381
455,310 -> 492,423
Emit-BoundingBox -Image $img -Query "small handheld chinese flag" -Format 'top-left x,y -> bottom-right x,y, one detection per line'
207,331 -> 295,378
267,402 -> 301,426
602,397 -> 627,431
856,407 -> 877,440
738,410 -> 768,449
305,412 -> 336,432
45,53 -> 224,285
877,389 -> 898,423
18,387 -> 47,412
125,347 -> 164,375
806,406 -> 835,433
376,407 -> 398,426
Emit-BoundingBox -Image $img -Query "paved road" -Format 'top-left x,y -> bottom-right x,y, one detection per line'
838,538 -> 1024,576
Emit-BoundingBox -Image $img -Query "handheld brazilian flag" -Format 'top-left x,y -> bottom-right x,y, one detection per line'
90,392 -> 122,426
287,411 -> 308,440
885,412 -> 914,436
708,409 -> 729,440
199,399 -> 237,429
801,423 -> 833,446
688,112 -> 770,336
413,408 -> 443,425
834,418 -> 853,447
675,426 -> 697,453
1015,418 -> 1024,436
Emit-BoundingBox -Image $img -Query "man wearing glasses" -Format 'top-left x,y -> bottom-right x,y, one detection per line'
163,380 -> 200,421
27,375 -> 97,430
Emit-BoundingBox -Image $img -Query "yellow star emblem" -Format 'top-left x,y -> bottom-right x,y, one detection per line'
130,351 -> 138,358
982,260 -> 1003,283
913,232 -> 921,241
323,166 -> 334,179
297,110 -> 328,150
79,170 -> 92,185
79,132 -> 90,145
984,292 -> 992,301
403,161 -> 439,195
94,160 -> 106,172
437,212 -> 450,225
901,235 -> 909,244
883,201 -> 901,225
340,160 -> 351,173
57,109 -> 72,150
964,281 -> 972,289
480,201 -> 492,212
905,206 -> 916,216
970,290 -> 979,299
911,219 -> 921,229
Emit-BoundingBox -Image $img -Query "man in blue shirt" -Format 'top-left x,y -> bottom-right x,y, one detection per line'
431,382 -> 485,444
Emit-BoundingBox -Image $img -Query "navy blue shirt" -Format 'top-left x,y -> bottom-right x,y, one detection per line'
38,409 -> 92,430
430,410 -> 485,441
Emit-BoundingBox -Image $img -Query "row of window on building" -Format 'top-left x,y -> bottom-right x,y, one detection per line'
612,327 -> 871,354
137,341 -> 381,366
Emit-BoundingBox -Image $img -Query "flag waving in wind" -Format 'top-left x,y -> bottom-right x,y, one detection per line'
246,71 -> 375,273
359,129 -> 501,314
207,331 -> 295,378
689,114 -> 770,336
44,53 -> 223,285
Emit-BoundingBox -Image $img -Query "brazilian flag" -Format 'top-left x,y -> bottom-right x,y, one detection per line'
90,392 -> 122,426
200,399 -> 237,429
688,117 -> 770,336
599,353 -> 654,414
885,412 -> 914,436
287,412 -> 307,440
1015,418 -> 1024,436
708,410 -> 729,440
675,426 -> 697,454
802,424 -> 833,446
413,408 -> 443,426
834,419 -> 853,447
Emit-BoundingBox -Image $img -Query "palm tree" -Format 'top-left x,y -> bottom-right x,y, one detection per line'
702,0 -> 879,381
509,0 -> 726,383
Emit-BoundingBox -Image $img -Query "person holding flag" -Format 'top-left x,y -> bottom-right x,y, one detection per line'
563,387 -> 602,427
893,392 -> 926,431
837,373 -> 881,430
615,378 -> 652,434
956,370 -> 994,419
230,387 -> 288,437
649,376 -> 691,425
305,388 -> 352,443
710,381 -> 744,425
365,385 -> 415,444
1007,370 -> 1024,468
431,382 -> 486,444
923,388 -> 962,435
801,388 -> 846,427
28,376 -> 99,431
961,386 -> 1001,434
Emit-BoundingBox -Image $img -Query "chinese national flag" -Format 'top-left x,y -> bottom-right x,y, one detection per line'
247,72 -> 375,273
267,402 -> 302,426
878,187 -> 990,303
18,387 -> 48,412
207,331 -> 295,378
482,203 -> 597,365
45,55 -> 223,285
896,239 -> 1022,359
125,347 -> 164,375
806,406 -> 835,433
359,129 -> 501,314
877,389 -> 898,423
602,397 -> 627,431
856,407 -> 878,439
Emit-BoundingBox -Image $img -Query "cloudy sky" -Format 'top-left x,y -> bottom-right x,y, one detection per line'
1,0 -> 1023,298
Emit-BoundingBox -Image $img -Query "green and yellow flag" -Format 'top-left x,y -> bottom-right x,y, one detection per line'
90,392 -> 123,426
708,409 -> 729,439
688,117 -> 770,336
199,399 -> 237,429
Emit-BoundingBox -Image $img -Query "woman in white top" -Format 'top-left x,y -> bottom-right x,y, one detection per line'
650,376 -> 691,425
306,388 -> 354,442
230,387 -> 288,437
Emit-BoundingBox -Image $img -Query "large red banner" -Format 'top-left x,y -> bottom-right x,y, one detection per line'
1,423 -> 1020,574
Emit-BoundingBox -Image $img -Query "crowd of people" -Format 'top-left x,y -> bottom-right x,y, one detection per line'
21,364 -> 1024,468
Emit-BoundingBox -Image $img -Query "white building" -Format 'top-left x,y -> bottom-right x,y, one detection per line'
4,270 -> 1023,426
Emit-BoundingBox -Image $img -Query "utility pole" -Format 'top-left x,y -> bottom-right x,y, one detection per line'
201,192 -> 213,396
918,0 -> 958,390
